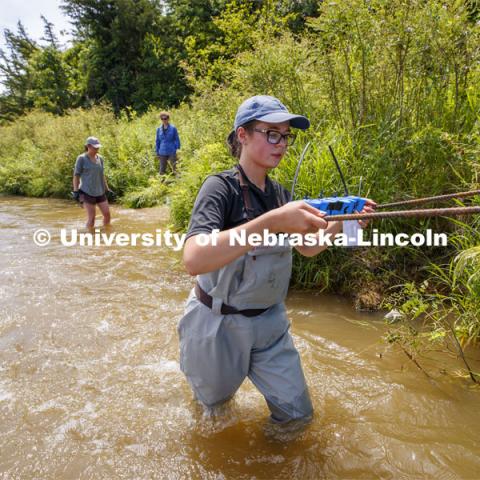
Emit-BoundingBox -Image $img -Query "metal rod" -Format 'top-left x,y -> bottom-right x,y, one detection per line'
377,189 -> 480,209
328,145 -> 349,196
323,206 -> 480,221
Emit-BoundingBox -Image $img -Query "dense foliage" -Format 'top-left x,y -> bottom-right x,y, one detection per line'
0,0 -> 317,119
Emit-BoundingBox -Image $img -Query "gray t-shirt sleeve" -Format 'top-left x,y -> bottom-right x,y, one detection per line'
186,175 -> 230,239
74,155 -> 83,176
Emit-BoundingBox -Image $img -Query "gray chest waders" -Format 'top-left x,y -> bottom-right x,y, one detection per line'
178,166 -> 313,422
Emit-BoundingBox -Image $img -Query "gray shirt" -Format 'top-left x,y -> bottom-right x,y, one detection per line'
74,153 -> 105,197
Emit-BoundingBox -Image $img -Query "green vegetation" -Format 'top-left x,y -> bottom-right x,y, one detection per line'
0,107 -> 160,199
1,0 -> 480,370
0,0 -> 318,119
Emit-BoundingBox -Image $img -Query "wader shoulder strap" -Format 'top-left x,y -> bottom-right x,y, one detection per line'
235,165 -> 255,221
235,165 -> 285,218
272,182 -> 286,208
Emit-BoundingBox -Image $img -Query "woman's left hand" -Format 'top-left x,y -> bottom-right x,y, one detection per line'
357,199 -> 377,228
106,189 -> 117,200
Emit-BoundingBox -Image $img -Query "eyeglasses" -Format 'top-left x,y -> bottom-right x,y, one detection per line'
161,116 -> 169,120
252,128 -> 296,146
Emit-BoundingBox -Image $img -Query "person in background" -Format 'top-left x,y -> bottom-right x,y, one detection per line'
155,111 -> 181,175
72,136 -> 111,229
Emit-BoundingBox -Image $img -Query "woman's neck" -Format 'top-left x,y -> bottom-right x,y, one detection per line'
239,159 -> 267,191
87,152 -> 97,161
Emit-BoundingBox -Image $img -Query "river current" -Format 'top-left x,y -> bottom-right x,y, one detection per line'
0,197 -> 479,479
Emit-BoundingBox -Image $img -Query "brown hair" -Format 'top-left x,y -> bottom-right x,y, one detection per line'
226,120 -> 256,158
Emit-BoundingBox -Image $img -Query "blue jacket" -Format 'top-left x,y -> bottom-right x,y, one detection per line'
155,124 -> 180,156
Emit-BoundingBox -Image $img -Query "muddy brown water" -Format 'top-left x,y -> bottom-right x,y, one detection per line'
1,196 -> 479,479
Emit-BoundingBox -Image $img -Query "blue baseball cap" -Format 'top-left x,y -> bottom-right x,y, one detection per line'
233,95 -> 310,131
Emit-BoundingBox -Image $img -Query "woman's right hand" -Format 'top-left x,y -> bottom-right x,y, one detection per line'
268,200 -> 328,235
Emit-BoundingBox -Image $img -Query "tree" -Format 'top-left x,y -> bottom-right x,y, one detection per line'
1,0 -> 322,120
181,0 -> 304,91
0,17 -> 86,120
26,17 -> 86,114
61,0 -> 190,112
40,15 -> 60,48
0,22 -> 38,121
27,47 -> 75,114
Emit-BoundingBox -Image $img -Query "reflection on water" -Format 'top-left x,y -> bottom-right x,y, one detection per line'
1,196 -> 479,479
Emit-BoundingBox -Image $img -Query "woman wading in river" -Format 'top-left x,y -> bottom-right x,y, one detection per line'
72,136 -> 112,229
178,95 -> 375,424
